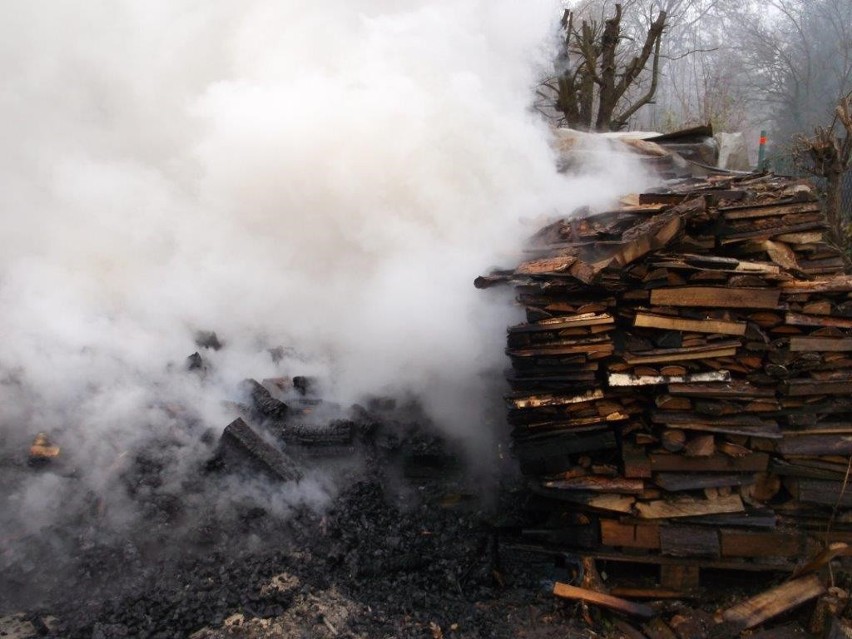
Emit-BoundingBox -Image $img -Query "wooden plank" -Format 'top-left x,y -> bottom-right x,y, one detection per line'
785,312 -> 852,329
542,476 -> 645,494
552,582 -> 656,619
635,494 -> 744,519
515,255 -> 577,275
650,287 -> 780,309
720,201 -> 821,220
507,341 -> 614,358
722,221 -> 826,242
720,573 -> 825,630
508,313 -> 614,333
720,530 -> 803,558
623,342 -> 740,365
788,478 -> 852,507
649,452 -> 769,473
780,276 -> 852,294
560,547 -> 795,571
782,379 -> 852,396
670,421 -> 782,439
608,370 -> 730,387
660,526 -> 720,558
654,473 -> 753,492
220,418 -> 303,482
610,588 -> 686,600
668,380 -> 775,398
778,434 -> 852,456
774,231 -> 824,244
789,337 -> 852,352
509,389 -> 604,409
600,519 -> 661,549
634,312 -> 746,336
531,487 -> 635,513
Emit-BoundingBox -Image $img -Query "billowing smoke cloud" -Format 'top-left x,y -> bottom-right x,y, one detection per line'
0,0 -> 651,538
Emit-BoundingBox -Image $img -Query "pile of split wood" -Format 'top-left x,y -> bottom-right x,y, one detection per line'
477,172 -> 852,577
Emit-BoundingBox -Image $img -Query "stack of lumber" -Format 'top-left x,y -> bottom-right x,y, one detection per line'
477,173 -> 852,572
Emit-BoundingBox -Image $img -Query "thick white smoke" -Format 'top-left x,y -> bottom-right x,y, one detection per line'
0,0 -> 651,531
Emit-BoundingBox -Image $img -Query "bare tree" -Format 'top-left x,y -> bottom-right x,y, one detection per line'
538,0 -> 746,132
733,0 -> 852,147
545,2 -> 667,131
793,94 -> 852,249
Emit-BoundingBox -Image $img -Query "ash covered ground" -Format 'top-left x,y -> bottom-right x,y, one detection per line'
0,369 -> 593,639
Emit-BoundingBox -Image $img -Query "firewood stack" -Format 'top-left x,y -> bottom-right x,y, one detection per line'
477,173 -> 852,573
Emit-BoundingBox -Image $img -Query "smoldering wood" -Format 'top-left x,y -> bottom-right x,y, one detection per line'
279,420 -> 355,446
241,378 -> 289,420
219,418 -> 302,482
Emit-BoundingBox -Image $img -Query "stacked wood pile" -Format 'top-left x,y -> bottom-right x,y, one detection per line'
477,173 -> 852,582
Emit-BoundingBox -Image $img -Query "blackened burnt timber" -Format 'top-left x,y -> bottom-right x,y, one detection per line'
478,171 -> 852,576
220,417 -> 302,482
242,378 -> 289,421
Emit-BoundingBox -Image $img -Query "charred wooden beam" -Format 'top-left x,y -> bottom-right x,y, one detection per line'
242,378 -> 289,420
220,418 -> 301,482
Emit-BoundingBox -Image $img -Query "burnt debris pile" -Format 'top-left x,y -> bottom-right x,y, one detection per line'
4,339 -> 528,638
477,172 -> 852,592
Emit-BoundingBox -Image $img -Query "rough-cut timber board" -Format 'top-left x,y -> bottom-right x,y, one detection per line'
635,494 -> 744,519
649,452 -> 769,473
668,380 -> 775,398
721,201 -> 821,220
600,519 -> 661,549
552,582 -> 655,619
515,255 -> 577,274
778,434 -> 852,456
789,337 -> 852,352
650,287 -> 780,309
509,389 -> 604,409
785,312 -> 852,329
508,313 -> 614,332
780,276 -> 852,294
634,312 -> 746,336
668,421 -> 782,439
787,478 -> 852,507
542,476 -> 644,494
565,548 -> 796,572
774,231 -> 825,244
533,489 -> 636,513
654,473 -> 754,492
608,370 -> 730,387
720,530 -> 804,558
720,573 -> 825,630
782,379 -> 852,396
623,342 -> 740,365
660,526 -> 720,558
